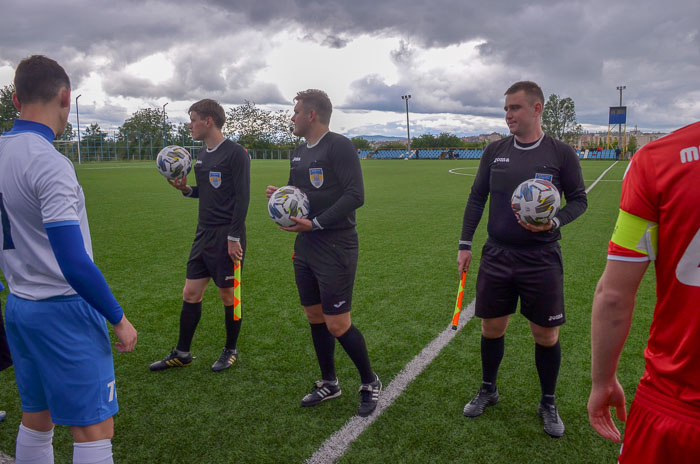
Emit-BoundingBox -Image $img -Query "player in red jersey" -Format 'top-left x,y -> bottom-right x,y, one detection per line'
588,121 -> 700,463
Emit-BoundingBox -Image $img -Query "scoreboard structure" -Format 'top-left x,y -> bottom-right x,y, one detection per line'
607,106 -> 627,155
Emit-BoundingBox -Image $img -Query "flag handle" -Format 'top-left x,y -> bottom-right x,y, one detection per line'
451,270 -> 467,330
233,260 -> 241,321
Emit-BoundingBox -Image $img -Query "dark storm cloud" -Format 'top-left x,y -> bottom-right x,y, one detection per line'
1,0 -> 698,132
203,0 -> 699,131
0,0 -> 286,105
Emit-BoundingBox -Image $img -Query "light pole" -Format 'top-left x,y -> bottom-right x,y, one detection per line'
162,102 -> 168,148
616,85 -> 625,153
401,94 -> 411,157
75,94 -> 82,164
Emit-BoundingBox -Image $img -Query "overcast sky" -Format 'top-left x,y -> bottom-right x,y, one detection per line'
1,0 -> 698,137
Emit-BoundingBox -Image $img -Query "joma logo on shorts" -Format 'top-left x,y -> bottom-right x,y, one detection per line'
548,314 -> 563,321
680,146 -> 699,164
225,275 -> 234,280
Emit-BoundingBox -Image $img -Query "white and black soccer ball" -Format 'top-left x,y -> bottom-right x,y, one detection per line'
156,145 -> 192,179
268,186 -> 310,227
511,178 -> 561,225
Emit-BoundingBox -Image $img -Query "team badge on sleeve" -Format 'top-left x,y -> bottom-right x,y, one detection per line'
209,172 -> 222,188
309,168 -> 324,188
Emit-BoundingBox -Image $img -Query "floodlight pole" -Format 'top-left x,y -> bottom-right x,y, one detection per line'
75,94 -> 82,164
617,85 -> 625,153
401,94 -> 411,156
162,102 -> 168,148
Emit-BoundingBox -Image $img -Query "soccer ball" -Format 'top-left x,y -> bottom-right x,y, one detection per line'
156,145 -> 192,179
511,179 -> 561,225
268,186 -> 310,227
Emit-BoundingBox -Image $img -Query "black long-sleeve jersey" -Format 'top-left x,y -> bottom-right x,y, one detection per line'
288,132 -> 364,231
186,139 -> 250,240
460,134 -> 587,249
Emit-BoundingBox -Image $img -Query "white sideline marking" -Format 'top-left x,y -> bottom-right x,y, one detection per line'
308,162 -> 618,463
586,161 -> 619,194
306,301 -> 476,464
77,164 -> 154,170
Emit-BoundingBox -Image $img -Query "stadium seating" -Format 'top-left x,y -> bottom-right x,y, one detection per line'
359,148 -> 484,160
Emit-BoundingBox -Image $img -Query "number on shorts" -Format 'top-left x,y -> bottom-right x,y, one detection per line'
0,192 -> 15,250
107,380 -> 116,402
676,228 -> 700,287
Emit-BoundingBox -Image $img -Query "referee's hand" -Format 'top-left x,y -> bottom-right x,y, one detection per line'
519,220 -> 553,233
168,176 -> 190,194
457,249 -> 472,277
265,185 -> 278,200
228,240 -> 243,262
280,216 -> 312,233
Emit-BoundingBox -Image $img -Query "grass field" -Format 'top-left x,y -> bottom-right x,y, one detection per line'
0,159 -> 655,463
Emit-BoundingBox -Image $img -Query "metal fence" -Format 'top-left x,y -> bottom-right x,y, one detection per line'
53,134 -> 293,162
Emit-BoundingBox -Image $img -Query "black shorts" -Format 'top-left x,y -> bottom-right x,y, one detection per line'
475,240 -> 565,327
186,225 -> 245,288
293,229 -> 358,315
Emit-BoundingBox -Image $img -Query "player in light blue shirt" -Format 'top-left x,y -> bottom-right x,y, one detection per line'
0,55 -> 137,464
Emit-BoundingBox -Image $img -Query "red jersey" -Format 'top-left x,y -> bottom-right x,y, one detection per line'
608,121 -> 700,410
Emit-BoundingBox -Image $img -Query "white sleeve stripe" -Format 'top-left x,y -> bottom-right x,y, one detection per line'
607,254 -> 651,262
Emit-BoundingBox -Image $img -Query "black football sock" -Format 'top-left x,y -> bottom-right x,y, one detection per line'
535,340 -> 561,406
224,305 -> 241,350
310,323 -> 336,382
176,301 -> 202,352
481,335 -> 505,392
337,325 -> 375,384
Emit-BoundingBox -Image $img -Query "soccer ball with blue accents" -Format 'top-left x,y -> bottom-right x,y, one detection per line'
268,186 -> 310,227
511,178 -> 561,225
156,145 -> 192,179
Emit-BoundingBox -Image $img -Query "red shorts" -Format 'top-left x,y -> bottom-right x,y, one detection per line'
620,385 -> 700,464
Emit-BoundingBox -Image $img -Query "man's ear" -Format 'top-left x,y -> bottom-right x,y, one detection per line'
12,93 -> 21,111
59,87 -> 71,109
534,101 -> 543,117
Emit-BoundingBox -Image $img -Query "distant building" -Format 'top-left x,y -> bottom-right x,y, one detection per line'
575,130 -> 667,152
461,132 -> 504,144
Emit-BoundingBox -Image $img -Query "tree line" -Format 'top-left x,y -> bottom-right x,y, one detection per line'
2,83 -> 603,152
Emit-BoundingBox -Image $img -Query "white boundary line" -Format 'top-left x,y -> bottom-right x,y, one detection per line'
307,162 -> 620,463
448,167 -> 477,176
586,161 -> 619,193
306,302 -> 476,464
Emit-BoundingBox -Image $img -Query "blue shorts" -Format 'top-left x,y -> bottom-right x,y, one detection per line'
5,294 -> 118,426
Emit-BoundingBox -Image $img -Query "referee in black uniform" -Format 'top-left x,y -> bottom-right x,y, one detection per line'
265,89 -> 381,417
150,99 -> 250,373
458,81 -> 587,437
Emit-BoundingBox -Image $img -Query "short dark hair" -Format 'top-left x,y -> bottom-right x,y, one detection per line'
505,81 -> 544,106
14,55 -> 70,105
188,99 -> 225,129
294,89 -> 332,125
